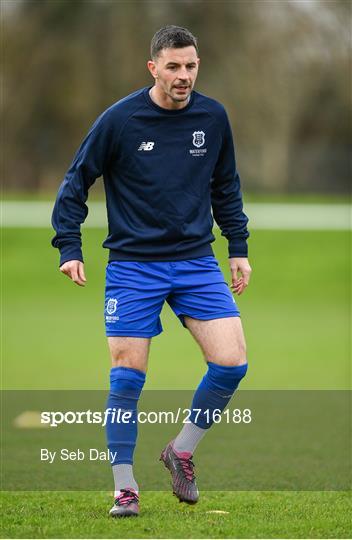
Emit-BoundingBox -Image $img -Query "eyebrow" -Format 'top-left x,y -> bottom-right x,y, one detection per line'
165,61 -> 197,67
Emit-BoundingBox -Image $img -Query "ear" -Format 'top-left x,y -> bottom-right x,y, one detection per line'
147,60 -> 158,79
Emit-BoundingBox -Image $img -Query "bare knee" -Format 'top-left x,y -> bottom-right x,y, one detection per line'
211,338 -> 247,366
108,337 -> 150,373
208,331 -> 247,366
231,338 -> 247,366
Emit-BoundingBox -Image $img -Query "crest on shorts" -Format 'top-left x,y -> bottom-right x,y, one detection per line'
192,131 -> 205,148
106,298 -> 118,315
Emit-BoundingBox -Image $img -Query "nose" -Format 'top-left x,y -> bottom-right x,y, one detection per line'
178,66 -> 189,80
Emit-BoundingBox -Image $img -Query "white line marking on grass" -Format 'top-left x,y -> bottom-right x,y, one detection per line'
13,411 -> 48,429
1,201 -> 351,230
246,203 -> 351,230
206,510 -> 230,514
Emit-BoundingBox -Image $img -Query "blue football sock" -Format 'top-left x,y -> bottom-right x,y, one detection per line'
190,361 -> 248,429
106,366 -> 146,465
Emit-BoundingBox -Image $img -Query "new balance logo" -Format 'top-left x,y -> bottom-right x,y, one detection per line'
138,141 -> 155,151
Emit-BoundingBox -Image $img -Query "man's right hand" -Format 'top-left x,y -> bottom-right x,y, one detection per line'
59,260 -> 87,287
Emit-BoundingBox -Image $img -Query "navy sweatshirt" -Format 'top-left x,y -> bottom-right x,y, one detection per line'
51,87 -> 249,265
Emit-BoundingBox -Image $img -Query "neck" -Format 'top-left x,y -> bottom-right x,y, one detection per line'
149,86 -> 190,110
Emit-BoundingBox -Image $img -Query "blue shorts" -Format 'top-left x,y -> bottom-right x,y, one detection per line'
104,256 -> 240,338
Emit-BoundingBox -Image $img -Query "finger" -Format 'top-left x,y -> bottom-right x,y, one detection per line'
78,263 -> 87,283
230,266 -> 239,284
72,273 -> 86,287
242,271 -> 251,287
60,264 -> 69,275
231,286 -> 243,296
231,286 -> 242,295
231,277 -> 243,289
70,266 -> 79,283
232,277 -> 244,291
69,266 -> 85,286
237,281 -> 249,295
60,263 -> 75,277
231,274 -> 242,284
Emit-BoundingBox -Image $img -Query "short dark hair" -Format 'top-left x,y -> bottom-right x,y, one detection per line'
151,25 -> 198,59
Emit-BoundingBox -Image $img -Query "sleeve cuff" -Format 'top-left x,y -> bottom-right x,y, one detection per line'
228,238 -> 248,258
59,244 -> 84,266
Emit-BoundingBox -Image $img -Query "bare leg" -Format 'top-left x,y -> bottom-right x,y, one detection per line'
184,316 -> 247,366
108,336 -> 151,372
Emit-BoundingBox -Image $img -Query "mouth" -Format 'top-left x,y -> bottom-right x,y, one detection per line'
174,85 -> 189,92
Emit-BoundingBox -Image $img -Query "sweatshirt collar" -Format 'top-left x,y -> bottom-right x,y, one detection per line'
143,86 -> 195,115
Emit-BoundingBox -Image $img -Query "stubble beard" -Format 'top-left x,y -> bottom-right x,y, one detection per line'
168,86 -> 192,103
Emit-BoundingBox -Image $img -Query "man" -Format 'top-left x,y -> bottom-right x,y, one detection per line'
52,25 -> 251,517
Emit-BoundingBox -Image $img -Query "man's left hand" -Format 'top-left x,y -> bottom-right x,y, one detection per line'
229,257 -> 252,296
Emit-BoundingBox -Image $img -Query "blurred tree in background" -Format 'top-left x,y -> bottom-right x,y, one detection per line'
1,0 -> 351,194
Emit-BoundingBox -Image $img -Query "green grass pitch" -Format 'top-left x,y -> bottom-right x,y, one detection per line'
2,491 -> 351,538
2,226 -> 350,538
